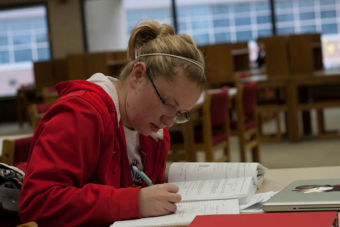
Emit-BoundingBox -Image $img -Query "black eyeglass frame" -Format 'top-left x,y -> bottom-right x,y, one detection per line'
145,68 -> 190,124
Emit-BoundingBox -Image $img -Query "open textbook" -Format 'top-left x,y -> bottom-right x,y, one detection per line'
167,162 -> 266,204
168,162 -> 266,188
112,199 -> 239,227
112,162 -> 266,227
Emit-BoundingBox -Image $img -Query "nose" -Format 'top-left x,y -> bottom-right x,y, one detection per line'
160,115 -> 176,128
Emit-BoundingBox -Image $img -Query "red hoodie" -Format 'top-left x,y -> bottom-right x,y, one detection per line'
19,80 -> 170,227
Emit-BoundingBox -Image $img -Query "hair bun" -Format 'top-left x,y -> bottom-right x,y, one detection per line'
128,20 -> 175,59
179,34 -> 198,48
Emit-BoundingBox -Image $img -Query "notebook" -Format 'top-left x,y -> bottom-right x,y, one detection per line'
188,212 -> 338,227
262,178 -> 340,212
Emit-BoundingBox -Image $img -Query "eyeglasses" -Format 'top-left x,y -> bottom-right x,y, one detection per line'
146,68 -> 190,124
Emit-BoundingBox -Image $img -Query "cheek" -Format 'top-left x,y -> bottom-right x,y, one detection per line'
126,92 -> 162,124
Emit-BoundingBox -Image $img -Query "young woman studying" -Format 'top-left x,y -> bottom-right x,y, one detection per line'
19,20 -> 206,226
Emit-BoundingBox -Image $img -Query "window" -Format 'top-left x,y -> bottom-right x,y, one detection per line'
83,0 -> 340,69
0,51 -> 9,64
274,0 -> 340,36
320,0 -> 336,6
121,0 -> 272,46
276,13 -> 294,22
0,5 -> 50,97
300,25 -> 316,33
273,0 -> 340,68
299,12 -> 315,20
176,0 -> 271,45
257,15 -> 271,24
298,0 -> 314,8
233,3 -> 250,13
321,10 -> 337,19
124,1 -> 172,35
322,24 -> 338,34
236,31 -> 253,41
215,32 -> 231,43
213,19 -> 229,28
235,17 -> 251,26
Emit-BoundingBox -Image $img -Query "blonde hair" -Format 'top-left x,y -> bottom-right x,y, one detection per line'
119,20 -> 206,89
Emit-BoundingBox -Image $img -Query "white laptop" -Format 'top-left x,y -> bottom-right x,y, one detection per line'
263,178 -> 340,212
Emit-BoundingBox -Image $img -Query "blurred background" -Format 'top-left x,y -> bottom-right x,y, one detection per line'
1,0 -> 340,99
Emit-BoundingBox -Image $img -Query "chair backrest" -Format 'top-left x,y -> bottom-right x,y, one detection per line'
67,52 -> 110,80
210,88 -> 229,127
67,53 -> 88,80
288,34 -> 314,76
86,52 -> 110,76
310,33 -> 323,71
16,221 -> 38,227
231,42 -> 249,72
33,59 -> 67,90
233,82 -> 261,162
41,86 -> 59,103
200,88 -> 230,161
242,82 -> 258,116
168,88 -> 230,162
36,102 -> 53,114
262,36 -> 290,79
199,43 -> 234,87
1,137 -> 33,166
27,102 -> 54,129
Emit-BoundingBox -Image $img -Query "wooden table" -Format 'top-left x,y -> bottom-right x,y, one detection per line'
287,70 -> 340,142
259,165 -> 340,193
245,69 -> 340,142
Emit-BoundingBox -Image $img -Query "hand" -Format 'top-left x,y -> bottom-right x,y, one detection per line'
139,183 -> 181,217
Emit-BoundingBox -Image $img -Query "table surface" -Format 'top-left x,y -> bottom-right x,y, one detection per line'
259,165 -> 340,193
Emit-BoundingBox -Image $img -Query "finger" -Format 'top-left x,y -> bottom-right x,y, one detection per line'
168,193 -> 182,203
164,183 -> 179,193
164,202 -> 177,213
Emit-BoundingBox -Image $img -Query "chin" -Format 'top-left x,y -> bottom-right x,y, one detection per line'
138,130 -> 151,136
134,126 -> 152,136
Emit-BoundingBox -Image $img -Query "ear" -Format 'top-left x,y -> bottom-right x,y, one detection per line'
129,62 -> 146,89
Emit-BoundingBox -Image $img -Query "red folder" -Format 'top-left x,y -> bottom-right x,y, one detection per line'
189,212 -> 338,227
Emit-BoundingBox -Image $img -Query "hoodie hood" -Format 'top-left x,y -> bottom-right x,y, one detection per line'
55,79 -> 116,114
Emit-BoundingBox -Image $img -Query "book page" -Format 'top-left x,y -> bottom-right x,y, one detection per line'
240,191 -> 278,213
173,177 -> 254,203
111,199 -> 239,227
168,162 -> 264,185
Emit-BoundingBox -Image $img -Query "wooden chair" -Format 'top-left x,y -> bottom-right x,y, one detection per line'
257,100 -> 287,142
41,86 -> 58,103
232,82 -> 261,162
16,222 -> 38,227
66,52 -> 110,80
1,137 -> 35,227
231,42 -> 249,73
256,80 -> 288,142
1,136 -> 33,167
262,36 -> 290,79
256,36 -> 290,141
33,59 -> 68,90
86,52 -> 110,76
169,88 -> 230,162
106,51 -> 128,77
288,34 -> 315,77
199,43 -> 235,87
27,102 -> 54,129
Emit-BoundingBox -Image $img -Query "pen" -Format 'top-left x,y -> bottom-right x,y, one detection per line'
133,166 -> 153,186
